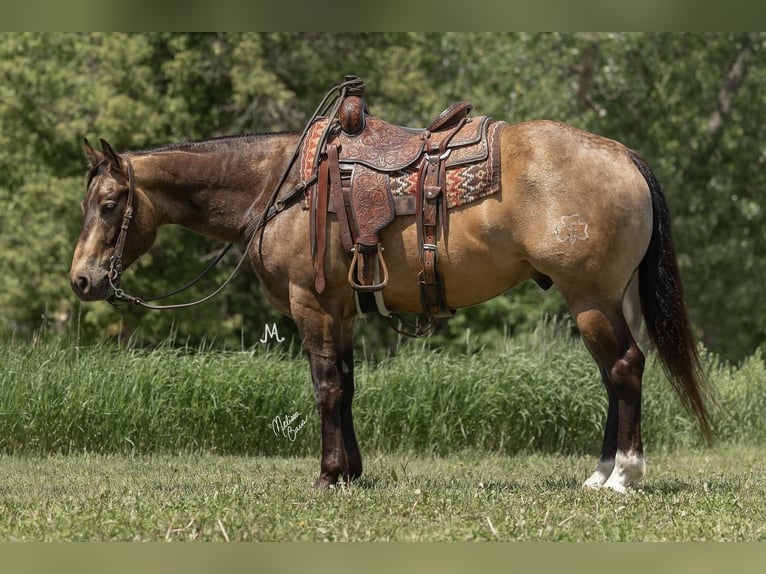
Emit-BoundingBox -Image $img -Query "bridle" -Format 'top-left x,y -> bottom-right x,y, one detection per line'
105,156 -> 136,300
104,153 -> 310,311
102,77 -> 359,311
105,156 -> 245,310
104,150 -> 246,310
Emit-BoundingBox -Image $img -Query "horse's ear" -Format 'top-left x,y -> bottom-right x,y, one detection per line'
99,138 -> 124,174
83,138 -> 103,168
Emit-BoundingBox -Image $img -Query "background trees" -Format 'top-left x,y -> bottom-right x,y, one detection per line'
1,33 -> 763,361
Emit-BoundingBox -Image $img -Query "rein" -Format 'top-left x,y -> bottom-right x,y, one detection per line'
106,78 -> 359,310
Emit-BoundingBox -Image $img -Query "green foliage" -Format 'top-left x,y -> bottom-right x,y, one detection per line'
1,33 -> 764,359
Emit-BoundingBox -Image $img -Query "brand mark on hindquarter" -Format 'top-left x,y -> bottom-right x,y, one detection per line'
555,214 -> 589,243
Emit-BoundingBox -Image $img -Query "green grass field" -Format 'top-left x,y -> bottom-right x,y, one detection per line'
1,447 -> 765,541
1,329 -> 766,541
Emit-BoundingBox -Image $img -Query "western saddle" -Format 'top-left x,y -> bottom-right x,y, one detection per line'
306,76 -> 498,323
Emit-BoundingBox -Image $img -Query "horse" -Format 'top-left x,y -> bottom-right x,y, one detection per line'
70,86 -> 712,493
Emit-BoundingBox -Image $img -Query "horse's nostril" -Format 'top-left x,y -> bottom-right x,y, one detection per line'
75,274 -> 90,294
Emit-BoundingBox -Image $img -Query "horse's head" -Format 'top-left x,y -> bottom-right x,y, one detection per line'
70,138 -> 158,301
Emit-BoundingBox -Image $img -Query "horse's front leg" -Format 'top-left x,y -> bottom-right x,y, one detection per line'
307,348 -> 348,488
339,320 -> 362,480
293,291 -> 359,488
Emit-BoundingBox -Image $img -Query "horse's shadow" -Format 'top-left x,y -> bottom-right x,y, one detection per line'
353,472 -> 581,492
353,473 -> 716,495
636,477 -> 734,495
353,473 -> 523,492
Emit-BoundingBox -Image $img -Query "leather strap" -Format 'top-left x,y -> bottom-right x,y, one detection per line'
327,145 -> 354,253
107,157 -> 136,290
313,149 -> 331,294
415,117 -> 466,318
427,101 -> 473,132
417,151 -> 447,317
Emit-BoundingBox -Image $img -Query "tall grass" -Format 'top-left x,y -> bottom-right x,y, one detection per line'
1,325 -> 765,456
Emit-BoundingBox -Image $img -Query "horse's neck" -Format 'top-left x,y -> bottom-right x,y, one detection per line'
131,135 -> 298,243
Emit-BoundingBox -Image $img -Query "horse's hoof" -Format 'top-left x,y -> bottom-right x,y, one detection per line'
602,481 -> 628,494
313,475 -> 338,489
582,460 -> 614,489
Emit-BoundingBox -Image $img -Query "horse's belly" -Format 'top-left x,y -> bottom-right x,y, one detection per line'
377,205 -> 533,313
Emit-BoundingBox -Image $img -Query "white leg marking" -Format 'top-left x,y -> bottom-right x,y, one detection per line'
602,451 -> 646,493
583,458 -> 615,489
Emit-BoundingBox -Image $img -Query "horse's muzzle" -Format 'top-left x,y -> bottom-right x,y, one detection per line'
70,267 -> 111,301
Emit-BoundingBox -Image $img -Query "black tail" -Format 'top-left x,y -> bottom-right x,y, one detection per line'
629,149 -> 713,442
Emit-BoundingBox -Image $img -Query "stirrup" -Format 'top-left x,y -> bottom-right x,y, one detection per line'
348,247 -> 389,292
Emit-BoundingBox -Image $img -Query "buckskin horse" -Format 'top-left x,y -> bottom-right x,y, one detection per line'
70,77 -> 712,492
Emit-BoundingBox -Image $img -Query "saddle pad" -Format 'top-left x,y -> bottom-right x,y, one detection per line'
389,119 -> 506,209
299,117 -> 331,182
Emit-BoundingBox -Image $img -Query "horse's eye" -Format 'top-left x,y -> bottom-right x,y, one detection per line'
101,201 -> 118,215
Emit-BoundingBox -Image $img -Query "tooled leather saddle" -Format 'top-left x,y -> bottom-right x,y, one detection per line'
303,76 -> 504,320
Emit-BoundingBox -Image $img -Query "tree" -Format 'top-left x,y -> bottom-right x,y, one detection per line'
1,33 -> 764,360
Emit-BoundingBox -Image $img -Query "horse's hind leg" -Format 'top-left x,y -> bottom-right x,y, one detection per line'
582,367 -> 618,488
573,302 -> 646,492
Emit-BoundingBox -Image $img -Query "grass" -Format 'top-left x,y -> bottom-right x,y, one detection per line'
1,329 -> 766,456
1,329 -> 766,542
1,446 -> 765,541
